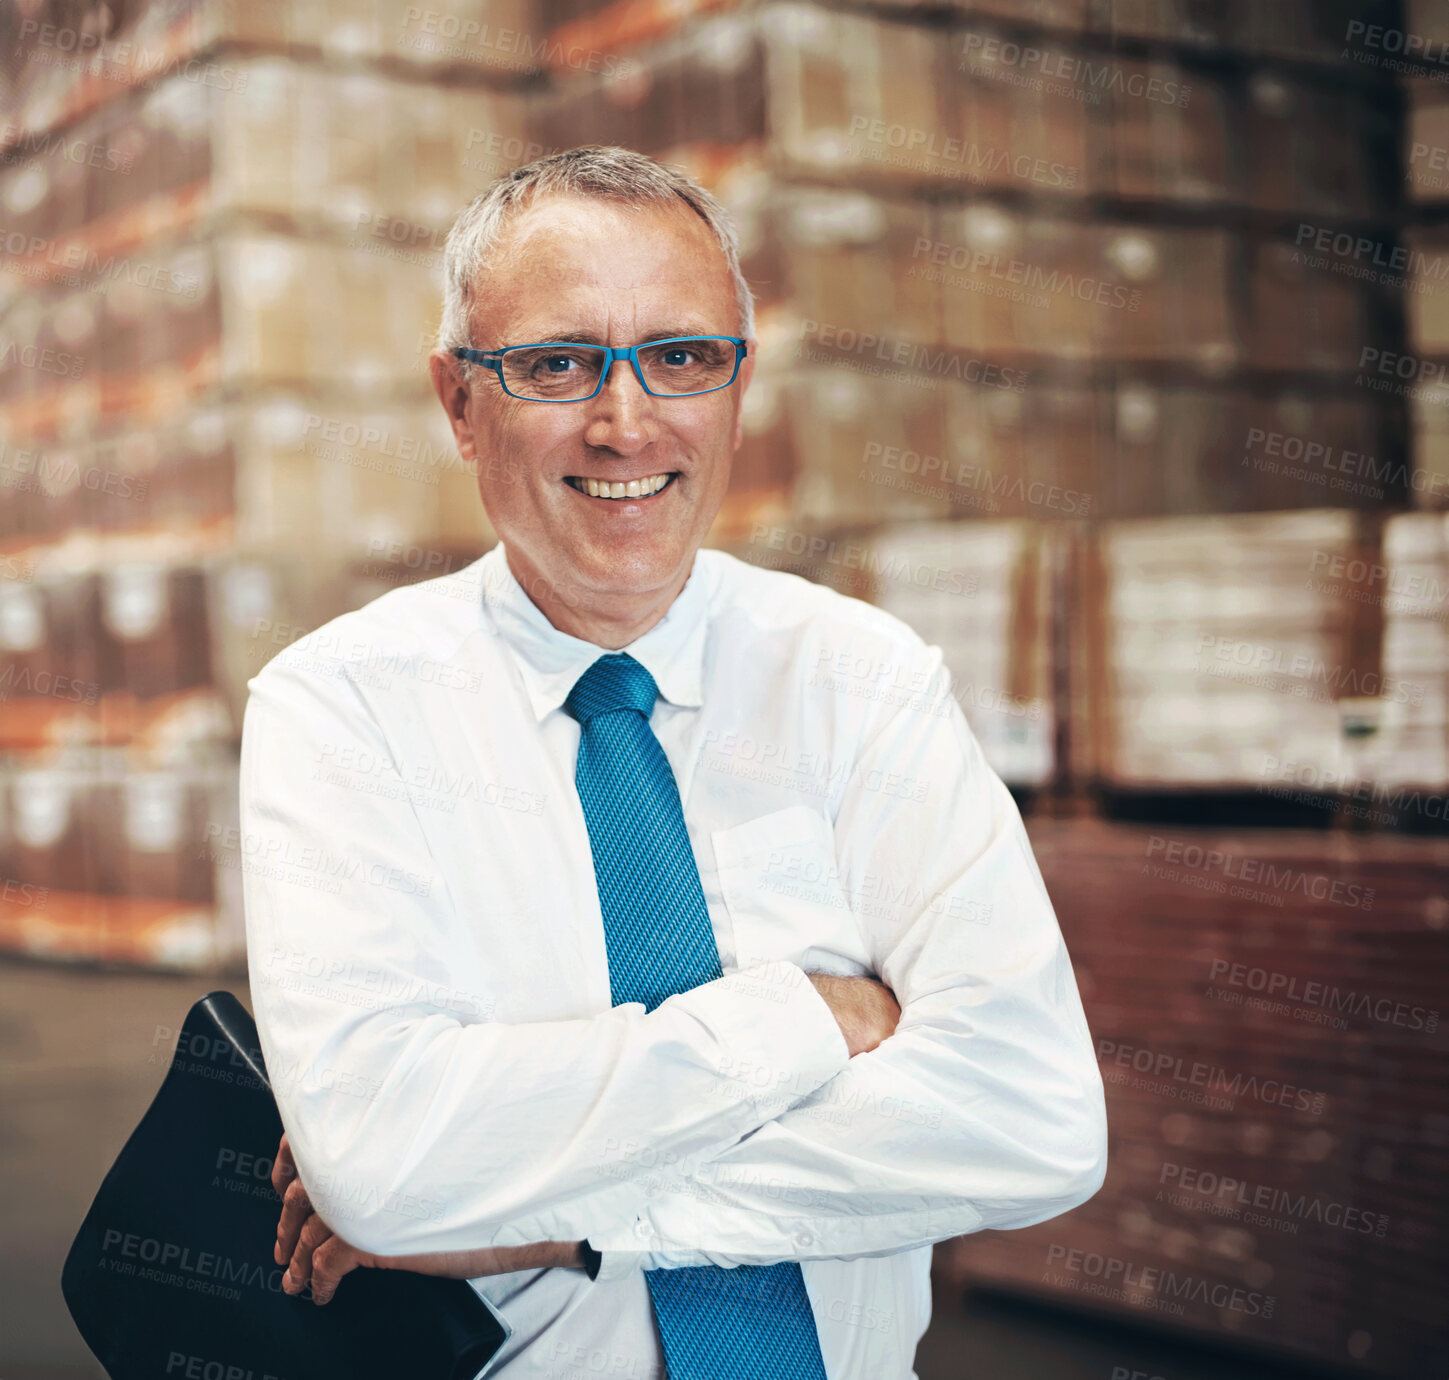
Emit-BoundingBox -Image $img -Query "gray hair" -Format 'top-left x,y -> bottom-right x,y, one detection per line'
435,145 -> 755,374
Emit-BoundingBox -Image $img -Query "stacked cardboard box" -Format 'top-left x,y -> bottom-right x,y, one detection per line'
937,815 -> 1449,1380
1353,512 -> 1449,791
869,521 -> 1056,787
1089,510 -> 1385,789
0,2 -> 535,969
1404,78 -> 1449,511
0,748 -> 242,969
516,1 -> 1404,555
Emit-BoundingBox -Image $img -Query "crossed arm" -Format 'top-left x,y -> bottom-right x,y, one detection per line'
271,974 -> 902,1304
243,646 -> 1106,1307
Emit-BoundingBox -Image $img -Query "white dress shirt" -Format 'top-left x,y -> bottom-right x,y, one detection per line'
239,541 -> 1106,1380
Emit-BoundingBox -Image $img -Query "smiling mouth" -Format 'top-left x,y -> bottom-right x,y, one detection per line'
565,472 -> 678,500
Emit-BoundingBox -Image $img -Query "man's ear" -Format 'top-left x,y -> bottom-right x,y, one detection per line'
429,349 -> 477,469
730,338 -> 758,452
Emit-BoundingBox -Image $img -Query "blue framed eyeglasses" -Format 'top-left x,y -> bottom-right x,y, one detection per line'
451,335 -> 748,402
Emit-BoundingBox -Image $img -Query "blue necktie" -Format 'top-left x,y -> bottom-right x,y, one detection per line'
564,652 -> 830,1380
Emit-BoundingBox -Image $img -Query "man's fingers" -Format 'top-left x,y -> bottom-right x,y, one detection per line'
283,1211 -> 335,1296
266,1128 -> 368,1306
271,1131 -> 297,1200
276,1176 -> 314,1268
307,1234 -> 363,1306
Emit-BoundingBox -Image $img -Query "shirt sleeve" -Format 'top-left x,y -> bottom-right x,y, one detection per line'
240,653 -> 851,1259
581,648 -> 1108,1269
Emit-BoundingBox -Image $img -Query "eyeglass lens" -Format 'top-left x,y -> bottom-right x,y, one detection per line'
500,338 -> 736,399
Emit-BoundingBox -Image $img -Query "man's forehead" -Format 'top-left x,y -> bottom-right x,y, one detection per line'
498,189 -> 713,249
468,193 -> 736,339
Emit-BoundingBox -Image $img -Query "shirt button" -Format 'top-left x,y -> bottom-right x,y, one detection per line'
795,1231 -> 814,1247
634,1220 -> 652,1240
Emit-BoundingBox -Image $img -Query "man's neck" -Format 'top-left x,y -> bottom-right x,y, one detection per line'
505,548 -> 694,650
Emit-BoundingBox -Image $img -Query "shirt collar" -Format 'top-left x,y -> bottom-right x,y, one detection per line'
480,542 -> 709,722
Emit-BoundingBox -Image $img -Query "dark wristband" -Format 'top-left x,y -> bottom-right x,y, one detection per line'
581,1240 -> 603,1280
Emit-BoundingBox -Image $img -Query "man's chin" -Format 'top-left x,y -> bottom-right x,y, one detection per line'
567,550 -> 691,602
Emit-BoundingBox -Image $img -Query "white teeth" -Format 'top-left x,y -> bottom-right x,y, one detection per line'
571,473 -> 672,498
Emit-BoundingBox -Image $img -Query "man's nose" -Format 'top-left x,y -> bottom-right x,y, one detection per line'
583,355 -> 658,452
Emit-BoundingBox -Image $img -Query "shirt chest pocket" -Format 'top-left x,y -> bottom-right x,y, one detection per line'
710,804 -> 872,978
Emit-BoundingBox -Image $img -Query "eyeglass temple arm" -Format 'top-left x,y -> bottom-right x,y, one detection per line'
451,347 -> 503,364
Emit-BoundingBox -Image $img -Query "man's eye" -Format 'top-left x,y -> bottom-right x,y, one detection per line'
661,348 -> 694,366
543,355 -> 577,372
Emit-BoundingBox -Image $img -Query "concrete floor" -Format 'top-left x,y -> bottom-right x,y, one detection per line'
0,958 -> 1348,1380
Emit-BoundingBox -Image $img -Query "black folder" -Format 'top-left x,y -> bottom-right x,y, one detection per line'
62,990 -> 511,1380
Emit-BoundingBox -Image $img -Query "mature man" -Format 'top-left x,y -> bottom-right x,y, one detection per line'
240,145 -> 1106,1380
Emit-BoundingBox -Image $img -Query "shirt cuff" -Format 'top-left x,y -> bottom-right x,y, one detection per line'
584,1242 -> 647,1281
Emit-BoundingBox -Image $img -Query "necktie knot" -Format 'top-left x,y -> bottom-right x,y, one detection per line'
564,653 -> 659,725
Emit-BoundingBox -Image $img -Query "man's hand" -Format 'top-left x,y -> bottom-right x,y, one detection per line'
270,1133 -> 587,1304
805,973 -> 901,1057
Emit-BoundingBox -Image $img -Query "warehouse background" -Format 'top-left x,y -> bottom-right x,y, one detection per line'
2,0 -> 1447,1376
